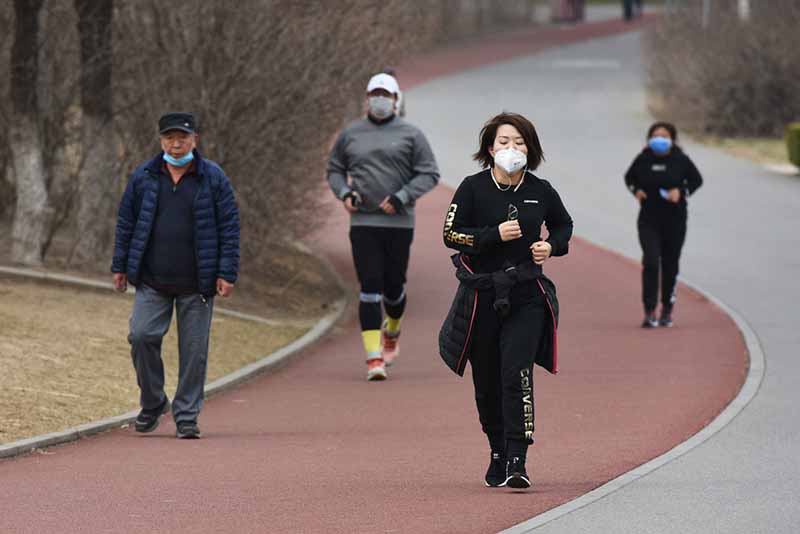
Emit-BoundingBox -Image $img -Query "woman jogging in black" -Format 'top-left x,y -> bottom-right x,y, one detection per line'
624,122 -> 703,328
439,112 -> 573,489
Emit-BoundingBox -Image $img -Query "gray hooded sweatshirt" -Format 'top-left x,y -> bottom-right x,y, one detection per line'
326,117 -> 440,228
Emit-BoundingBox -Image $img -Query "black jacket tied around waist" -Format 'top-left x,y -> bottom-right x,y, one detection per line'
438,253 -> 560,377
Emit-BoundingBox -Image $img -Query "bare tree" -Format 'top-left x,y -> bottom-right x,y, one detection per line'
70,0 -> 114,265
9,0 -> 51,266
0,4 -> 14,221
645,0 -> 800,137
2,0 -> 533,269
109,0 -> 440,265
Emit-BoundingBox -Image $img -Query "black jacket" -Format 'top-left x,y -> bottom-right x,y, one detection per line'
442,169 -> 573,272
624,146 -> 703,219
438,253 -> 560,376
438,170 -> 572,377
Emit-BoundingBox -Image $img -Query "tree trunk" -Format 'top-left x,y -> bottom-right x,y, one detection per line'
9,0 -> 49,266
71,0 -> 115,266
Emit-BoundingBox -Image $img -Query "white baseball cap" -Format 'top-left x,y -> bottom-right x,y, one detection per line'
366,73 -> 400,95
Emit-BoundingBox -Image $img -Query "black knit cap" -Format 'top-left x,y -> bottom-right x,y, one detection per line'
158,112 -> 197,134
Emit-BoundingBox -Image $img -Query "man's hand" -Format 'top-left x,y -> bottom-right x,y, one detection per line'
379,196 -> 396,215
379,195 -> 403,215
499,220 -> 522,242
666,188 -> 681,203
217,278 -> 234,297
113,273 -> 128,292
343,191 -> 361,213
531,241 -> 552,265
634,189 -> 647,202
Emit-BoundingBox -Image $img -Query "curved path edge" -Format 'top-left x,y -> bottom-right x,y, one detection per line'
500,262 -> 764,533
0,261 -> 348,460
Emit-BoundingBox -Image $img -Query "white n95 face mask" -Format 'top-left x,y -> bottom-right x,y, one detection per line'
494,147 -> 527,174
368,96 -> 395,120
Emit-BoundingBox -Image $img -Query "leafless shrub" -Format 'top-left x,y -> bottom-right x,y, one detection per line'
110,0 -> 440,265
2,0 -> 532,267
0,1 -> 81,238
645,0 -> 800,137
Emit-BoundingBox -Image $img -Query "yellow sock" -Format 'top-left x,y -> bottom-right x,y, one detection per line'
361,329 -> 382,360
385,316 -> 402,336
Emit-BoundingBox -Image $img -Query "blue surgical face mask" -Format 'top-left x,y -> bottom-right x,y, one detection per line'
648,136 -> 672,155
163,150 -> 194,167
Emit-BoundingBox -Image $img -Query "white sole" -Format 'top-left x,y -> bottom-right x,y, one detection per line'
505,474 -> 531,489
366,368 -> 387,381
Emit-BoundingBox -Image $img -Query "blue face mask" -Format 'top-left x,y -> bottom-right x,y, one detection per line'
163,151 -> 194,167
648,136 -> 672,155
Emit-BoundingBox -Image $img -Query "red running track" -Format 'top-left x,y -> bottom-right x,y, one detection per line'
0,17 -> 746,534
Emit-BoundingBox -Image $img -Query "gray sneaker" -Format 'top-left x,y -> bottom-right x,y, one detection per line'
176,420 -> 201,439
135,398 -> 170,433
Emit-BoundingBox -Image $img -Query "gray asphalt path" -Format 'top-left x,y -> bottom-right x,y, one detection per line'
406,30 -> 800,533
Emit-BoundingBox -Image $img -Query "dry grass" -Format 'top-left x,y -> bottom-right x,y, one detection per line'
0,277 -> 307,444
648,93 -> 789,167
694,136 -> 789,166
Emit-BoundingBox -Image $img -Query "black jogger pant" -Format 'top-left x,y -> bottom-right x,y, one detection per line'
349,226 -> 413,331
468,282 -> 546,449
637,214 -> 687,312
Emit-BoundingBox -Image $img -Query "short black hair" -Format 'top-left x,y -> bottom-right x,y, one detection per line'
647,121 -> 678,142
473,112 -> 544,170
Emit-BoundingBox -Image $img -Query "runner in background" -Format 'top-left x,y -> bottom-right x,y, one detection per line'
440,112 -> 573,489
624,121 -> 703,328
327,73 -> 439,381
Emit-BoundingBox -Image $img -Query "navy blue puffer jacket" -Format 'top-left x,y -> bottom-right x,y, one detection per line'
111,150 -> 240,296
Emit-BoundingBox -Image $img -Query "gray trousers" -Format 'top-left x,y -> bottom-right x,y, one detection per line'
128,284 -> 214,423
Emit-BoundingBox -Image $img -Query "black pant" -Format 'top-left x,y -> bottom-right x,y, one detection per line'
349,226 -> 413,330
638,214 -> 686,312
469,282 -> 545,448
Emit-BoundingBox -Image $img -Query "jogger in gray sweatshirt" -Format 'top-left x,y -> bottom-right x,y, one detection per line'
327,72 -> 440,380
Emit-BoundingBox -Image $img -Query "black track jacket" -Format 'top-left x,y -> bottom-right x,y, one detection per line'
438,169 -> 573,376
624,146 -> 703,220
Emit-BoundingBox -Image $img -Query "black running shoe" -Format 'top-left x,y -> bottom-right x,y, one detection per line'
485,452 -> 507,487
641,312 -> 658,328
135,397 -> 170,433
659,307 -> 673,327
176,420 -> 201,439
504,456 -> 531,489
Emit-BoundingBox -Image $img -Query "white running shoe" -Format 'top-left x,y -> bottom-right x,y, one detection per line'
381,327 -> 400,367
366,358 -> 387,381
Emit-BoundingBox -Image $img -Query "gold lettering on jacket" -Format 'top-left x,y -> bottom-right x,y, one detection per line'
520,369 -> 534,440
444,204 -> 474,247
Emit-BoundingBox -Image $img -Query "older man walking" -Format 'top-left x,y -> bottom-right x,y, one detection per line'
111,112 -> 240,439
